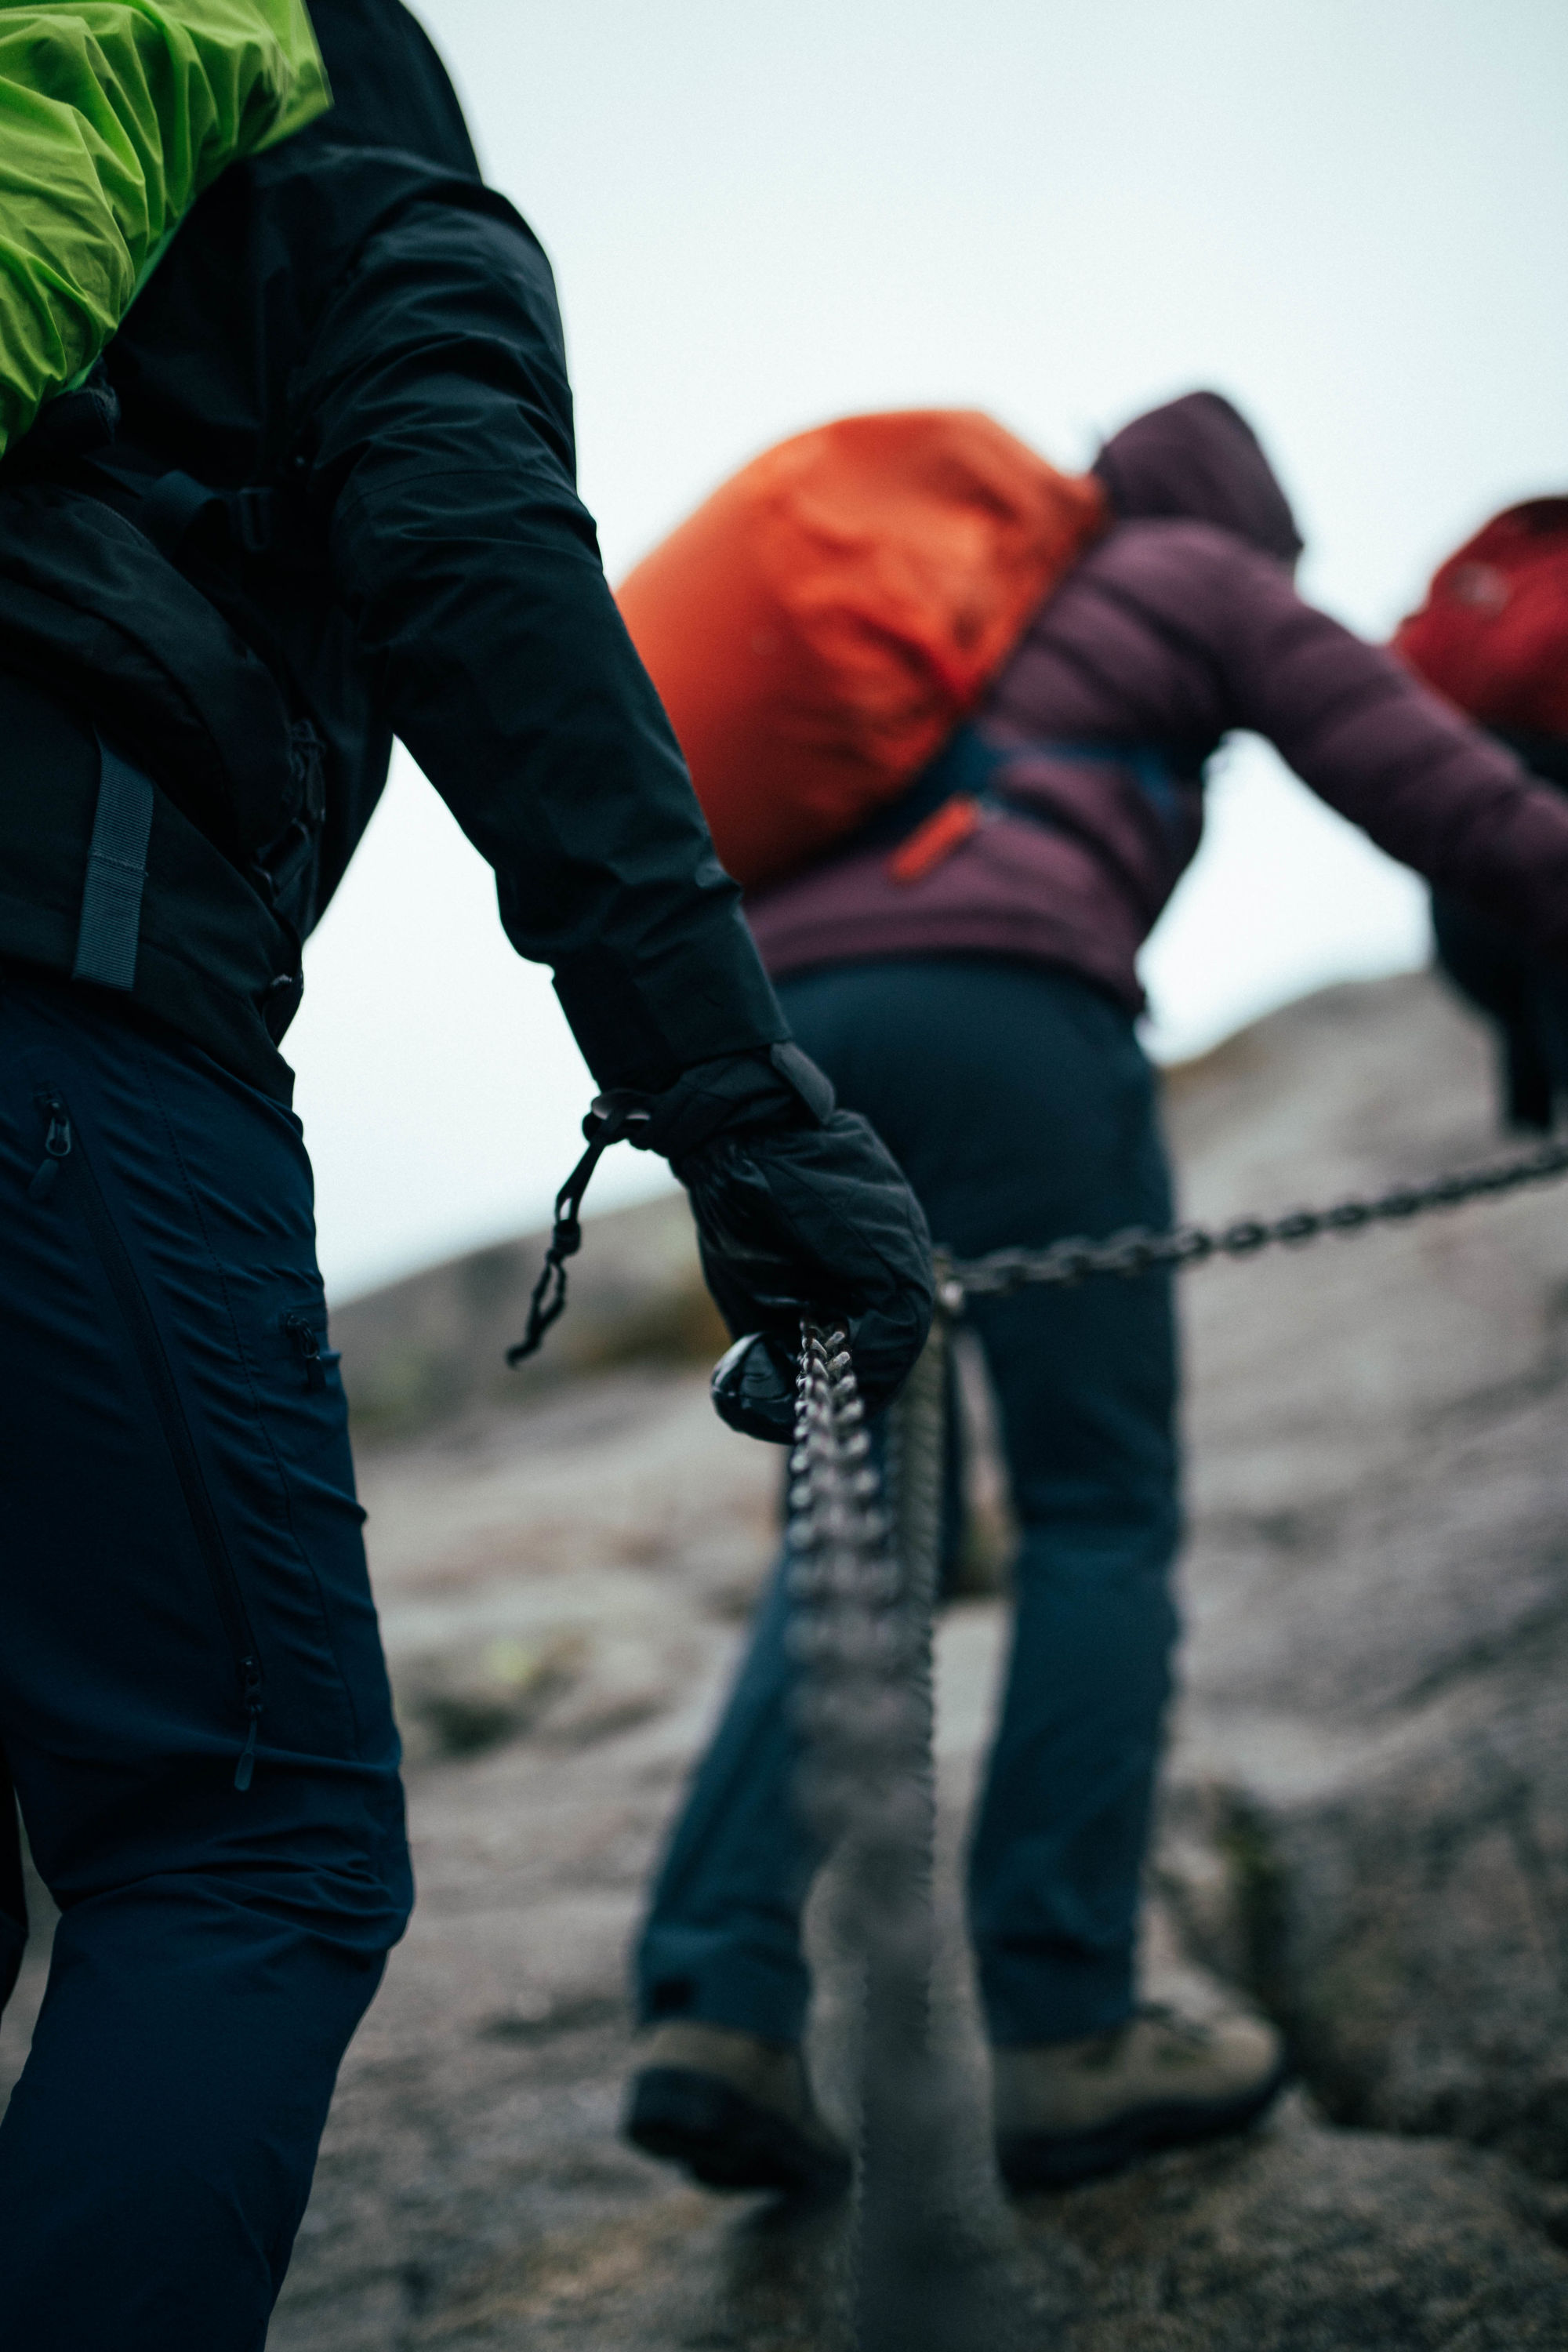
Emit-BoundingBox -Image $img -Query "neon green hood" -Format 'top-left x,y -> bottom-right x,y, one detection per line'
0,0 -> 332,459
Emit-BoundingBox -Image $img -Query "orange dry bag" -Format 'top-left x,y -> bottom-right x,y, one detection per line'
615,409 -> 1108,889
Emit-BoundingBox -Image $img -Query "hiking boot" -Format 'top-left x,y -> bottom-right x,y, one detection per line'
624,2021 -> 853,2200
993,2002 -> 1287,2191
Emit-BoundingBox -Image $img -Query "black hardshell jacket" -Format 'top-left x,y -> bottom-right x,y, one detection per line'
0,0 -> 786,1101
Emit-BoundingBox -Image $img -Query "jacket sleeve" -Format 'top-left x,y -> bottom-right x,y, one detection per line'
1216,546 -> 1568,956
296,188 -> 789,1091
0,0 -> 329,457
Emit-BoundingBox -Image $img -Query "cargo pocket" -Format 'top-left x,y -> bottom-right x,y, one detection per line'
28,1086 -> 266,1791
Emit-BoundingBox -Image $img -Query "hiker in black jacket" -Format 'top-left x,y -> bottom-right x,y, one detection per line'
0,3 -> 931,2339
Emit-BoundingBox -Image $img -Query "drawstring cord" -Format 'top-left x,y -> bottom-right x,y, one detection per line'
506,1092 -> 651,1366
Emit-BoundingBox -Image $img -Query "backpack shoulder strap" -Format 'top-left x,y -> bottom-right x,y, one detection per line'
71,736 -> 156,991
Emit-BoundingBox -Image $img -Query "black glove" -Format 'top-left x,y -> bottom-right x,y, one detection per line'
681,1105 -> 935,1439
641,1044 -> 933,1440
507,1044 -> 934,1442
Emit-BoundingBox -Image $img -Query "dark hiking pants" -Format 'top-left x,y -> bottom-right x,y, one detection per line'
1432,890 -> 1568,1131
636,956 -> 1180,2050
0,970 -> 411,2349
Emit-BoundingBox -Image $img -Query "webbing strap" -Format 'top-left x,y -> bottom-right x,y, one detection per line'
71,740 -> 154,993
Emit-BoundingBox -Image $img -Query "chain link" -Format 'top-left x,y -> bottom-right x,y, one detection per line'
941,1134 -> 1568,1304
791,1319 -> 981,2351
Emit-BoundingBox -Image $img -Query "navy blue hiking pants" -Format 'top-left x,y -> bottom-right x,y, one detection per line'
637,956 -> 1181,2049
1433,889 -> 1568,1131
0,971 -> 411,2348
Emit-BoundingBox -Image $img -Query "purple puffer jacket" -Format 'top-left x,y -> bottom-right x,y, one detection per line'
746,392 -> 1568,1007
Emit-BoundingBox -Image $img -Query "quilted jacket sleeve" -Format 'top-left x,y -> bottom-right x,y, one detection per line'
1211,539 -> 1568,956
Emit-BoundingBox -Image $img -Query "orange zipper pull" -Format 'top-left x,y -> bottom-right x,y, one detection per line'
887,794 -> 983,885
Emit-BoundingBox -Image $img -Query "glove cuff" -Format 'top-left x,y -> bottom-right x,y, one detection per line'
590,1041 -> 834,1163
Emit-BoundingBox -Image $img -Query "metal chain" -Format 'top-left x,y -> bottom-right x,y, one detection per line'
941,1133 -> 1568,1302
781,1131 -> 1568,2342
789,1319 -> 979,2352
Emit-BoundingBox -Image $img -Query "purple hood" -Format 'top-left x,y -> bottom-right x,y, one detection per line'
1092,388 -> 1305,564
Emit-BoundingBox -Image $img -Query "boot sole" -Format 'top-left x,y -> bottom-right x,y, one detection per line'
625,2065 -> 852,2201
996,2056 -> 1290,2193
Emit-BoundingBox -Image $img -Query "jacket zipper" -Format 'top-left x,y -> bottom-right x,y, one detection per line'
33,1088 -> 265,1791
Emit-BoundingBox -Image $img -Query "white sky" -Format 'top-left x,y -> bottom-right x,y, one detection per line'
288,0 -> 1568,1300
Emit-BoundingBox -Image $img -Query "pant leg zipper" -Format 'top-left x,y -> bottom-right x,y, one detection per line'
236,1658 -> 263,1792
33,1088 -> 265,1791
28,1097 -> 72,1200
282,1309 -> 336,1393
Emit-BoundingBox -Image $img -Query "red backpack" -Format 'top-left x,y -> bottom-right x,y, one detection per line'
615,410 -> 1107,889
1395,498 -> 1568,736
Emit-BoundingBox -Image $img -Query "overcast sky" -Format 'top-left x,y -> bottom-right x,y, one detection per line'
287,0 -> 1568,1300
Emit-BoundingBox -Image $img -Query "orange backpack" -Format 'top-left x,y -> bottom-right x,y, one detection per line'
615,410 -> 1108,889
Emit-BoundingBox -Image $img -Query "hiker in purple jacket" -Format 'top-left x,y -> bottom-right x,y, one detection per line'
626,392 -> 1568,2200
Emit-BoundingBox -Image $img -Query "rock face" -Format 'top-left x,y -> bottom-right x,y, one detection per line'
1156,975 -> 1568,2191
3,967 -> 1567,2346
328,1192 -> 730,1443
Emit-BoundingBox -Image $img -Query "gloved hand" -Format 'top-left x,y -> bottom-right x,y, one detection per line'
650,1045 -> 935,1441
507,1043 -> 933,1441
